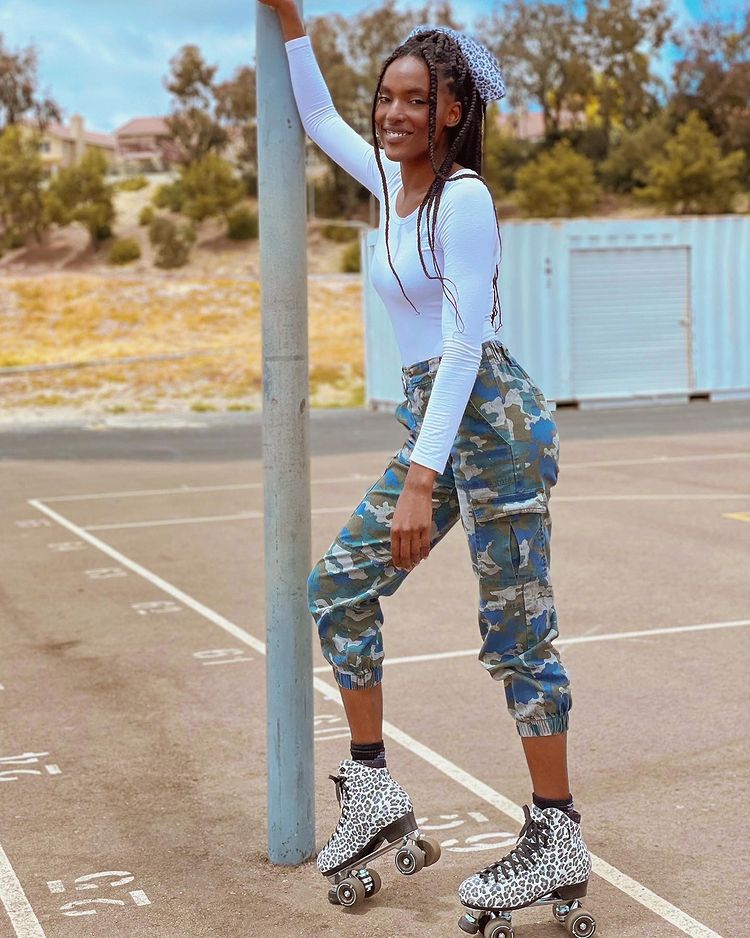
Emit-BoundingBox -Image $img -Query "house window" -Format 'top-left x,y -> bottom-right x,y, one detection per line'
39,141 -> 51,153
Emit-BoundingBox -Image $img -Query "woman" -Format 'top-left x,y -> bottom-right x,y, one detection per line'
258,1 -> 593,931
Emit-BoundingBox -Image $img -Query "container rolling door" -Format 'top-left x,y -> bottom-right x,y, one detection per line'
570,247 -> 690,398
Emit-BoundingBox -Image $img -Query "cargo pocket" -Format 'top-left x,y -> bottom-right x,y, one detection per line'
466,489 -> 550,583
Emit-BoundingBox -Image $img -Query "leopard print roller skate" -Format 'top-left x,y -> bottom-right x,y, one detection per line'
318,759 -> 441,909
457,803 -> 596,936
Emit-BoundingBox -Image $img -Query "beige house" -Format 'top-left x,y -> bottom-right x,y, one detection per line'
20,115 -> 117,176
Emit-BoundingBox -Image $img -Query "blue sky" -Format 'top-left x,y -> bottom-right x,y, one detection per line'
0,0 -> 737,134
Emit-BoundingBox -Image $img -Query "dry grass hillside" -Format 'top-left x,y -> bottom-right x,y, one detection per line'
0,175 -> 366,424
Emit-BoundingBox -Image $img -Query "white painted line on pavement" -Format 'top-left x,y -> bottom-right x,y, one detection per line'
312,618 -> 750,671
28,449 -> 750,503
28,497 -> 725,938
28,499 -> 265,655
33,475 -> 376,503
0,842 -> 46,937
79,493 -> 750,531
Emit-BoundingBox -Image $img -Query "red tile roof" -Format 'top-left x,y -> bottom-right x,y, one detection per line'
115,116 -> 172,137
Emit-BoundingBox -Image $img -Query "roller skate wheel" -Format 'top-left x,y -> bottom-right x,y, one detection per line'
335,875 -> 366,908
458,911 -> 481,935
483,918 -> 514,938
416,836 -> 441,866
327,886 -> 339,905
566,909 -> 596,936
395,842 -> 425,875
357,867 -> 381,897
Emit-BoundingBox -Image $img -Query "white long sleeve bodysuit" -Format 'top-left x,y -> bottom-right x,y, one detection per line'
284,35 -> 502,476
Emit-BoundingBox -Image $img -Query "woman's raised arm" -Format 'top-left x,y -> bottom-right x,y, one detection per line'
257,0 -> 400,199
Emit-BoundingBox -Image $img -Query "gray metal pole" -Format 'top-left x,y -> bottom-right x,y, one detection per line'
256,0 -> 315,865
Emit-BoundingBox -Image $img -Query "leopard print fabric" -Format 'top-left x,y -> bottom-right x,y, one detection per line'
402,24 -> 506,105
458,803 -> 592,911
316,759 -> 413,876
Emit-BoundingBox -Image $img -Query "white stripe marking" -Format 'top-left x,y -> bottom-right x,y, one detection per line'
312,619 -> 750,671
28,499 -> 265,655
27,498 -> 725,938
79,494 -> 750,531
28,450 -> 750,503
0,843 -> 46,936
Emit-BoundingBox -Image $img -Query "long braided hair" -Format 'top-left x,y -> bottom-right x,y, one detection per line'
370,27 -> 503,333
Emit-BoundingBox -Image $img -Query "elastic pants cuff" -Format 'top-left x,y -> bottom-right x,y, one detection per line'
333,666 -> 383,690
516,713 -> 569,737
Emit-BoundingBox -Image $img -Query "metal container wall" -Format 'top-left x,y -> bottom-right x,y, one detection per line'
361,215 -> 750,407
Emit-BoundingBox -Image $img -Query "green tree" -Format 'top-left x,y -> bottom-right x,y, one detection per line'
0,33 -> 61,131
478,0 -> 593,141
599,111 -> 674,192
671,9 -> 750,185
164,44 -> 227,164
515,139 -> 601,216
44,148 -> 115,248
0,123 -> 47,246
214,64 -> 257,183
483,102 -> 538,195
636,110 -> 744,213
583,0 -> 673,139
179,152 -> 245,222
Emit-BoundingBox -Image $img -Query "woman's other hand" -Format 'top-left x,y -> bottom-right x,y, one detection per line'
257,0 -> 306,42
257,0 -> 294,12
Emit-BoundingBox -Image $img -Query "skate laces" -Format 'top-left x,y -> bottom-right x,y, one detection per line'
480,804 -> 550,883
328,773 -> 350,832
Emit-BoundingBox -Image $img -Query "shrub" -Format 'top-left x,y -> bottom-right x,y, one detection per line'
148,214 -> 196,268
340,240 -> 360,273
139,205 -> 155,226
5,230 -> 26,249
227,206 -> 258,240
108,238 -> 141,265
515,140 -> 601,217
152,179 -> 184,212
116,174 -> 148,191
600,113 -> 674,193
635,111 -> 744,214
180,153 -> 245,222
242,170 -> 257,197
321,223 -> 358,242
44,148 -> 115,249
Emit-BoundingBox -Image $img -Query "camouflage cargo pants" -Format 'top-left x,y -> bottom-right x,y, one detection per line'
306,338 -> 571,737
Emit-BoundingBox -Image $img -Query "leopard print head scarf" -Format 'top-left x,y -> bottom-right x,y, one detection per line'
402,24 -> 506,105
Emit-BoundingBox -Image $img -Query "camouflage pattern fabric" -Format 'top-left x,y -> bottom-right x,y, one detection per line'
306,339 -> 571,738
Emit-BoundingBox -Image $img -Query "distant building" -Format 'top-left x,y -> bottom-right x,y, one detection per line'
114,116 -> 184,172
495,108 -> 583,141
19,114 -> 117,176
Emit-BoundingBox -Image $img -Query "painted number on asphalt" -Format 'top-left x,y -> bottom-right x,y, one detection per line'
48,541 -> 87,552
0,751 -> 61,782
85,567 -> 128,579
16,519 -> 51,528
193,648 -> 253,666
415,812 -> 516,853
131,601 -> 182,615
47,871 -> 151,916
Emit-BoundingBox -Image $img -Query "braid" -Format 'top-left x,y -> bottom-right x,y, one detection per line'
370,28 -> 503,333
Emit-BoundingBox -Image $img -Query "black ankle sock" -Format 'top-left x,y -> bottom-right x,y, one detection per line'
350,740 -> 386,769
533,791 -> 581,825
